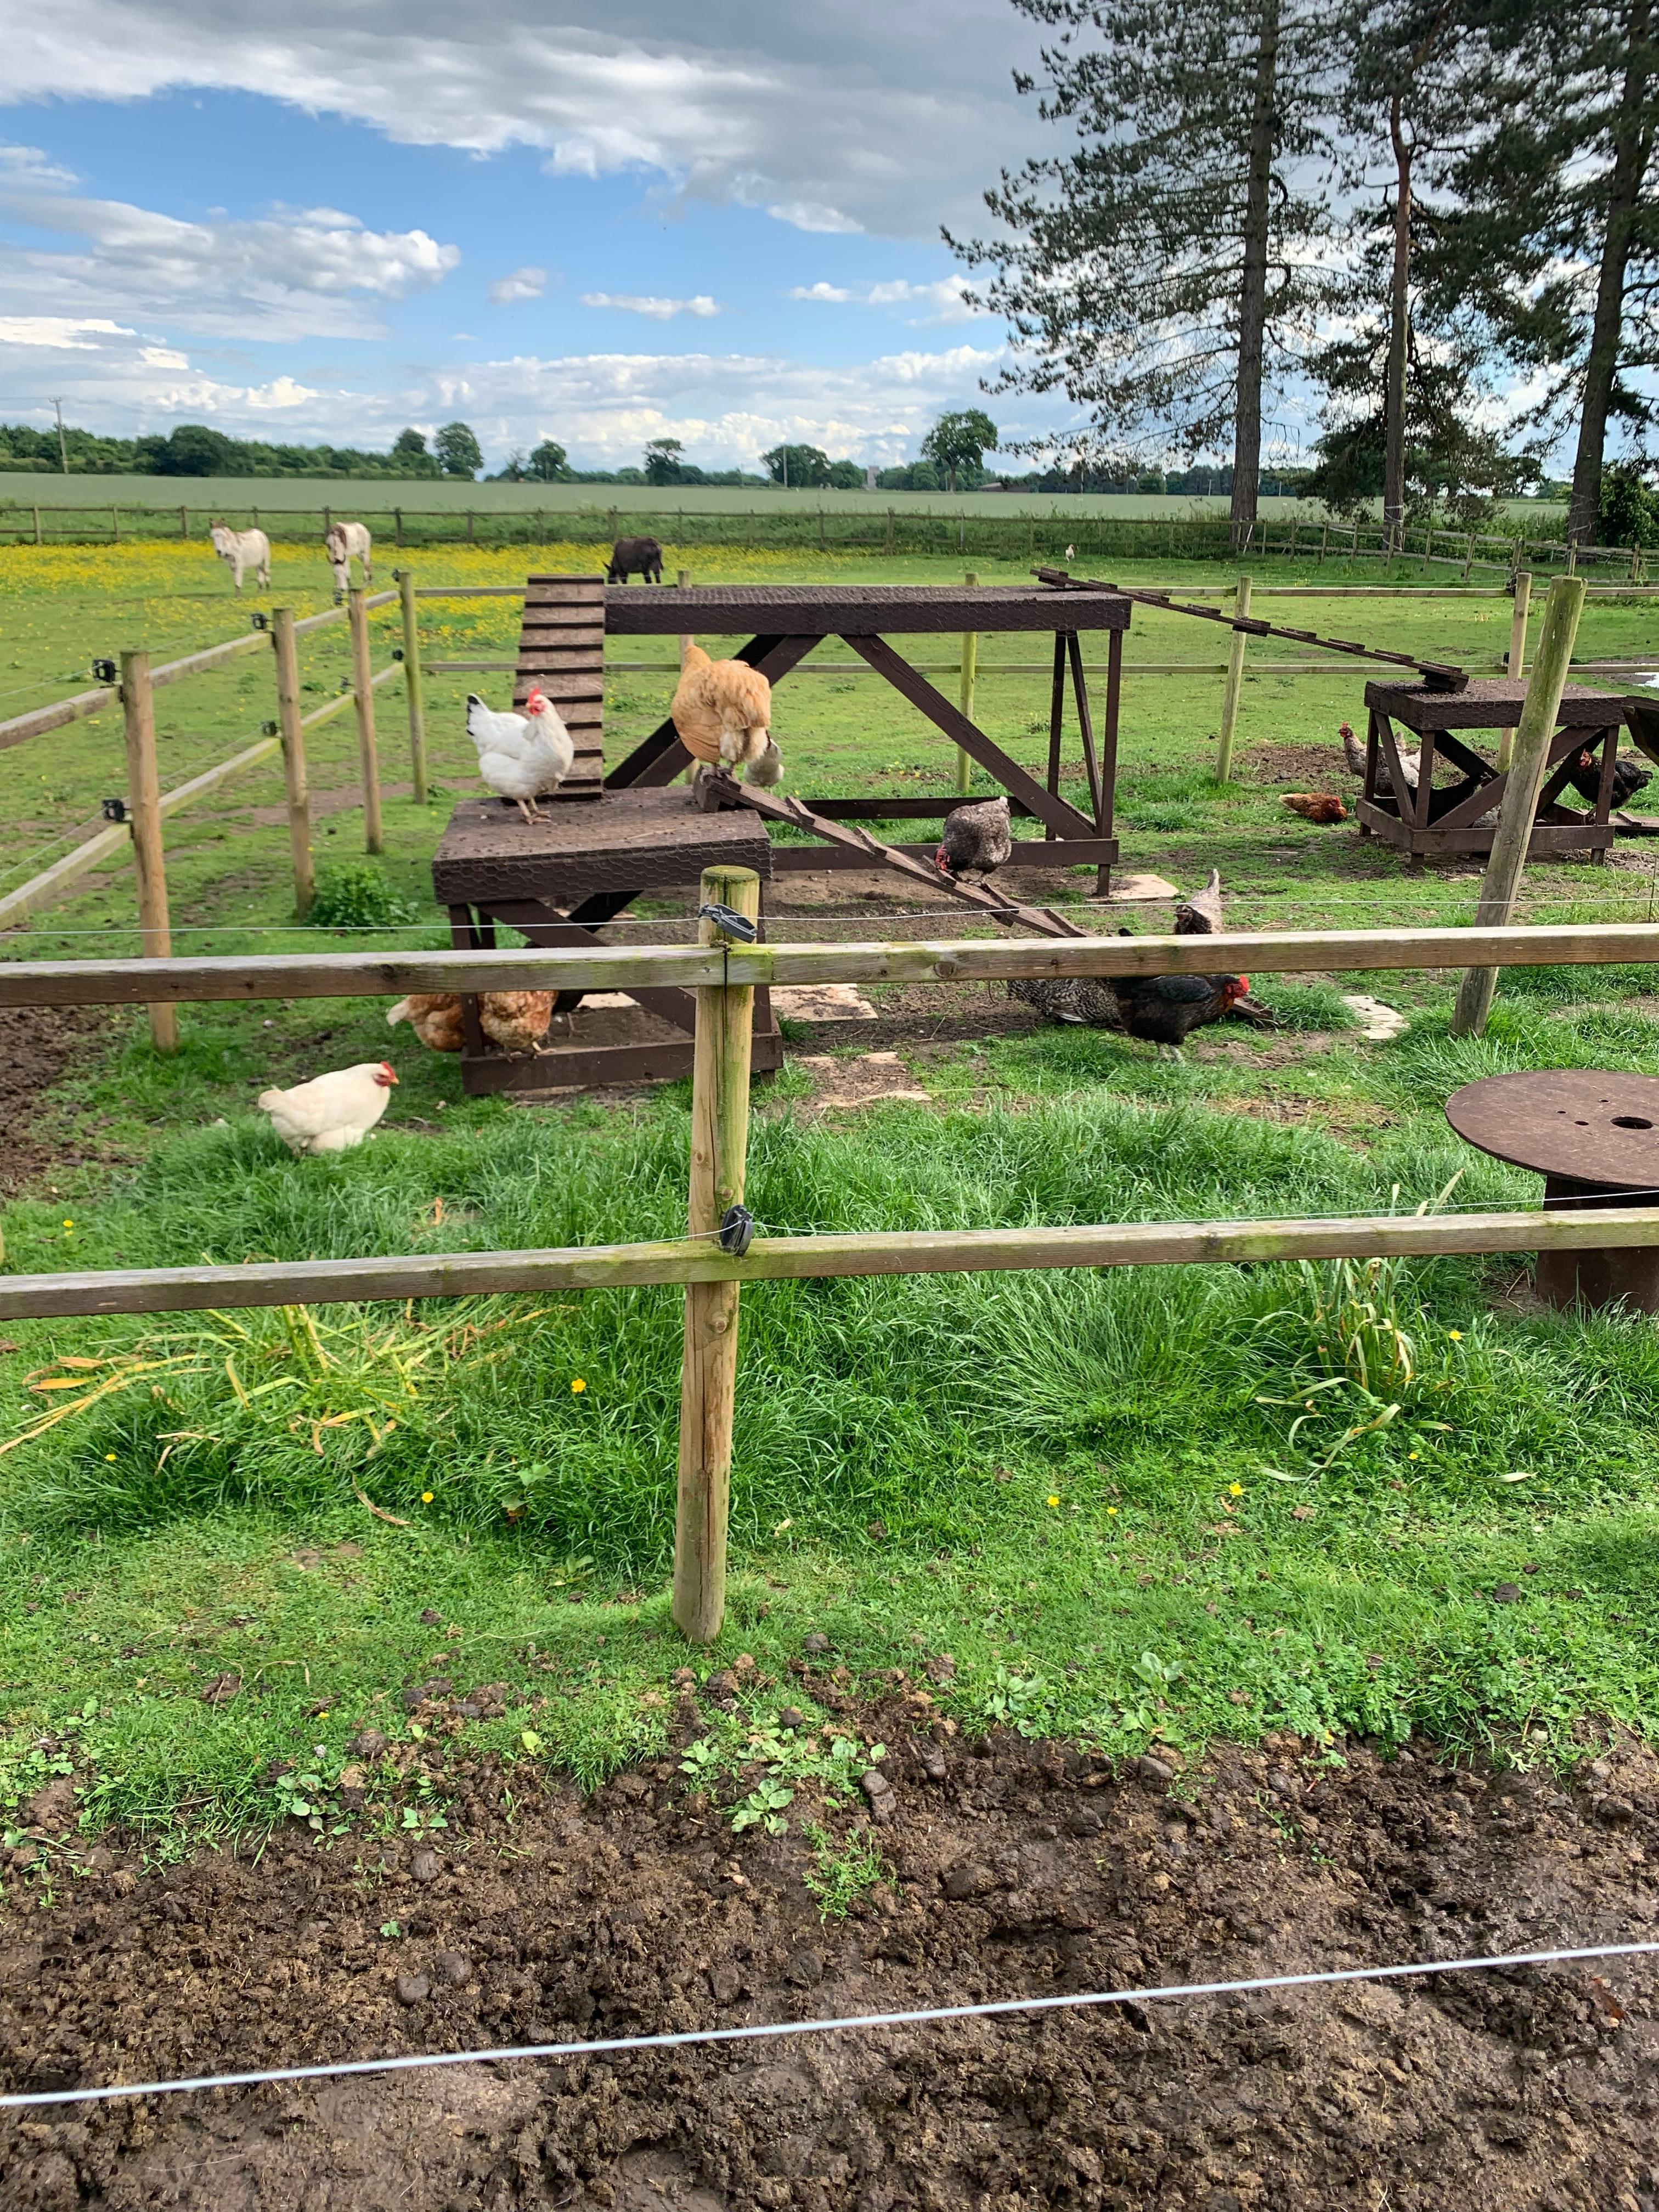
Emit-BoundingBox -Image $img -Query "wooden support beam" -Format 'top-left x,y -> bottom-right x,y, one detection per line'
1453,577 -> 1589,1037
8,920 -> 1659,1009
1217,574 -> 1251,781
397,567 -> 428,804
119,651 -> 177,1054
270,608 -> 314,918
957,571 -> 979,795
347,586 -> 384,855
844,633 -> 1096,839
674,866 -> 760,1643
9,1204 -> 1659,1324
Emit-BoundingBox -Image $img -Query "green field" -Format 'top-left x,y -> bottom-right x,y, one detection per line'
3,535 -> 1659,1847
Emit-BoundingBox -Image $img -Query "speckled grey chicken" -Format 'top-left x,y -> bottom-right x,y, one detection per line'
936,795 -> 1012,883
1173,868 -> 1223,936
1342,718 -> 1418,799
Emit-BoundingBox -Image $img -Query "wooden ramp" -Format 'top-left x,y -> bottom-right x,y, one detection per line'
697,771 -> 1090,939
514,574 -> 605,800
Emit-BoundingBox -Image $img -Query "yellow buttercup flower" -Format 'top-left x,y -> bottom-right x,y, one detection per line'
421,1489 -> 434,1503
1046,1494 -> 1059,1508
1228,1482 -> 1243,1497
571,1378 -> 586,1393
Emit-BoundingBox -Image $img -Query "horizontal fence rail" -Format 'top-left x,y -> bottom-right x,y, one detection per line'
7,1206 -> 1659,1323
4,922 -> 1658,1006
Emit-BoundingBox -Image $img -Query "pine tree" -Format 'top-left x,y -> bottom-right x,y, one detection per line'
948,0 -> 1342,535
1431,0 -> 1659,544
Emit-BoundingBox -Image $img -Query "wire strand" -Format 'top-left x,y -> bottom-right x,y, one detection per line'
3,1937 -> 1654,2112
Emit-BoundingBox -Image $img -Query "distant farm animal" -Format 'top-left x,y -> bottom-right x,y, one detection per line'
671,644 -> 775,780
936,795 -> 1012,884
208,522 -> 270,595
1567,748 -> 1651,809
324,521 -> 373,597
608,535 -> 663,584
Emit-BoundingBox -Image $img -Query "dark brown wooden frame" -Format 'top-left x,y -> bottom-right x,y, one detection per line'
600,584 -> 1128,889
1357,678 -> 1626,863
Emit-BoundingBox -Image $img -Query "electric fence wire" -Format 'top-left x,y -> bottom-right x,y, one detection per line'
3,1938 -> 1656,2113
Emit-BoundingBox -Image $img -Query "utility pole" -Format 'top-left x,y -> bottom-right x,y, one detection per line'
53,399 -> 69,476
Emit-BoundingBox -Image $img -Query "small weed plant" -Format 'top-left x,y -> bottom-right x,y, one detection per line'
306,862 -> 417,931
804,1825 -> 893,1920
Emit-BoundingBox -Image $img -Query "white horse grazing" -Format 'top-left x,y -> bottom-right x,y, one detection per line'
208,522 -> 270,594
324,521 -> 373,598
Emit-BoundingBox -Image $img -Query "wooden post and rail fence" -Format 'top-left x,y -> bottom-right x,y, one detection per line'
6,906 -> 1659,1636
0,589 -> 407,966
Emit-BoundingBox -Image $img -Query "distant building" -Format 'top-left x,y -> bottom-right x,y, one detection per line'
866,465 -> 880,492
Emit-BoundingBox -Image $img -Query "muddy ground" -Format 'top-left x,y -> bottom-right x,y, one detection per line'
0,1006 -> 117,1197
4,1666 -> 1659,2211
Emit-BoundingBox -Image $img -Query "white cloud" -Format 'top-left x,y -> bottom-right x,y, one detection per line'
0,173 -> 461,341
0,142 -> 77,189
0,3 -> 1045,240
0,314 -> 134,348
489,264 -> 547,304
767,200 -> 861,234
0,325 -> 1013,468
582,291 -> 720,319
792,276 -> 989,323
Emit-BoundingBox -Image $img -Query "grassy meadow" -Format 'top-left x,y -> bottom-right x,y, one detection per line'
3,534 -> 1659,1849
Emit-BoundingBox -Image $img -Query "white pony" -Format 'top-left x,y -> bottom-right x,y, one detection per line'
324,521 -> 373,599
208,522 -> 270,594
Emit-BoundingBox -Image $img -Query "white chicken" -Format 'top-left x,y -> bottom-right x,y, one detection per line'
257,1062 -> 398,1154
466,688 -> 574,823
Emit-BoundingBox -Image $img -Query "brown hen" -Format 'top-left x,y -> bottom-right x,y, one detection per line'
672,644 -> 775,780
387,992 -> 555,1054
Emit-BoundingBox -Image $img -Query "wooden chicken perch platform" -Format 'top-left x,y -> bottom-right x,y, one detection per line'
432,577 -> 1128,1090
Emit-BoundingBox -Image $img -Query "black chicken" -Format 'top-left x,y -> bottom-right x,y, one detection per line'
1566,748 -> 1651,809
1009,963 -> 1253,1056
935,795 -> 1012,883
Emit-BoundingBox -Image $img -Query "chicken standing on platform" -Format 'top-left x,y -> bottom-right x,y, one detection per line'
466,688 -> 574,823
387,992 -> 556,1054
258,1063 -> 397,1154
935,795 -> 1012,884
671,645 -> 778,783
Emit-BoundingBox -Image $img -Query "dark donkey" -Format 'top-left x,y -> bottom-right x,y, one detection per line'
606,534 -> 664,584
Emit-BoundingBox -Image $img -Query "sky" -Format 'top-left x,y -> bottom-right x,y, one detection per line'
0,0 -> 1065,476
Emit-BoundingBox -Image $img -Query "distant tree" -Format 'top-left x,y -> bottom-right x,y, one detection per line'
920,409 -> 998,492
493,449 -> 531,481
825,458 -> 865,489
644,436 -> 686,486
528,438 -> 571,481
139,424 -> 249,477
435,421 -> 483,479
1598,461 -> 1659,545
950,0 -> 1344,539
392,428 -> 428,461
760,442 -> 832,488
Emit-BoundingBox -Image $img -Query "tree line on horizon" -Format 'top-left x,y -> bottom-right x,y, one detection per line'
947,0 -> 1658,546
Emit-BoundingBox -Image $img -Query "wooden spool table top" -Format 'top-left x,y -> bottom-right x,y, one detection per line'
1362,678 -> 1626,735
432,788 -> 773,908
1446,1070 -> 1659,1190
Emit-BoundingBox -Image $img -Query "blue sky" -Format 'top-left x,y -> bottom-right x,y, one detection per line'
0,0 -> 1059,473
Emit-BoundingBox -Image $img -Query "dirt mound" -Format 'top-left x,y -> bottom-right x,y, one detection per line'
4,1694 -> 1659,2208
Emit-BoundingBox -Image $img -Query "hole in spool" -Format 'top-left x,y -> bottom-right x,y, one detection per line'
1611,1114 -> 1654,1130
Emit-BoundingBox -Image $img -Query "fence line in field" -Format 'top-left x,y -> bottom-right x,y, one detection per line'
1,496 -> 1649,577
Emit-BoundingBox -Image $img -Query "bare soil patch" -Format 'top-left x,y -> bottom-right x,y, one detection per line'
0,1003 -> 116,1194
4,1679 -> 1659,2209
1245,742 -> 1352,789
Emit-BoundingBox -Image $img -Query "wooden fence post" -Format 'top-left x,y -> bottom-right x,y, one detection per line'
957,569 -> 979,794
119,651 -> 178,1053
677,568 -> 692,668
179,505 -> 187,540
347,587 -> 385,854
397,567 -> 428,804
673,864 -> 761,1644
394,506 -> 404,549
1452,576 -> 1588,1039
1497,571 -> 1532,771
270,609 -> 314,917
1216,573 -> 1252,781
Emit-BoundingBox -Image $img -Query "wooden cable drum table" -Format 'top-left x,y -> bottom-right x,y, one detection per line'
1446,1069 -> 1659,1312
1358,680 -> 1627,863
